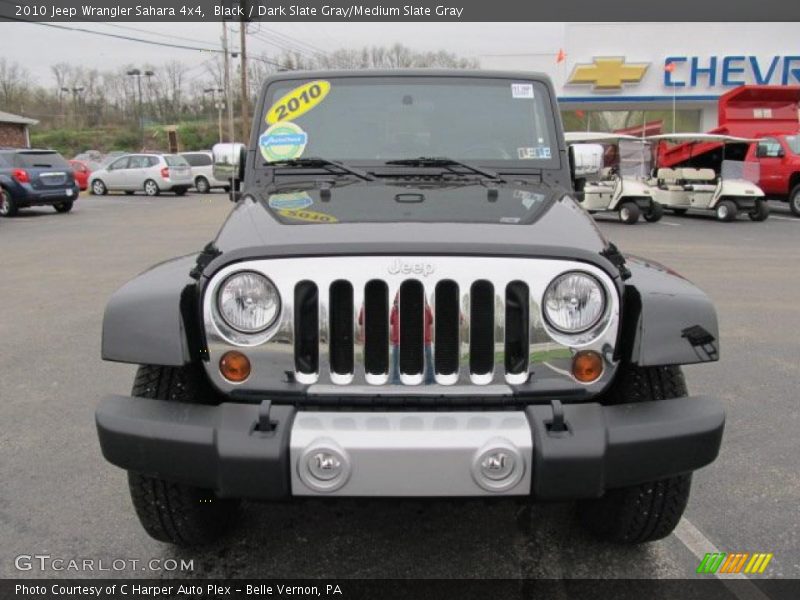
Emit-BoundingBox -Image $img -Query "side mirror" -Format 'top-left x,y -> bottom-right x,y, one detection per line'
212,142 -> 247,200
569,143 -> 604,181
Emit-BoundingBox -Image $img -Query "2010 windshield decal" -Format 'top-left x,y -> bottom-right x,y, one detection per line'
266,80 -> 331,125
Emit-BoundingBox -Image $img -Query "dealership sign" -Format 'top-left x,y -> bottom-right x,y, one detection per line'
567,55 -> 800,92
664,56 -> 800,87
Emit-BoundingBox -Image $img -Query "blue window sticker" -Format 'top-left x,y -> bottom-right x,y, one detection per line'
259,121 -> 308,162
268,191 -> 314,210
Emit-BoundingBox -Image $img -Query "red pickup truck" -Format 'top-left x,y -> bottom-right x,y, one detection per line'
747,134 -> 800,215
659,86 -> 800,216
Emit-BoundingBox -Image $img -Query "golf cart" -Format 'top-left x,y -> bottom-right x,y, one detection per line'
648,133 -> 769,222
565,132 -> 662,224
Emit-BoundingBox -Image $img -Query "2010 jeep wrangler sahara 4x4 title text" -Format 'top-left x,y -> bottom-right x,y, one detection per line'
96,70 -> 724,547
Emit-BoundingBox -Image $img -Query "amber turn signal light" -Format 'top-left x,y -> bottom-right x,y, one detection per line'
572,350 -> 603,383
219,351 -> 251,382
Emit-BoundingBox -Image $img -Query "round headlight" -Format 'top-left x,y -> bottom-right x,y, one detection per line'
543,272 -> 605,334
217,272 -> 280,333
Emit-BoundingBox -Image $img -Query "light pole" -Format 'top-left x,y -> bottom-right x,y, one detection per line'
61,86 -> 85,126
127,68 -> 154,150
204,87 -> 224,143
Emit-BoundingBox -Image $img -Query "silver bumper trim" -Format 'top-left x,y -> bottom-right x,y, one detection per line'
290,411 -> 532,497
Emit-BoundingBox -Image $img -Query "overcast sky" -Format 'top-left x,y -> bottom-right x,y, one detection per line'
2,22 -> 565,86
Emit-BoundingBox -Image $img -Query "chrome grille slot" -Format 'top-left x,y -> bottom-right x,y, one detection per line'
329,280 -> 354,379
434,280 -> 460,377
363,280 -> 389,377
294,281 -> 318,377
469,280 -> 495,378
399,280 -> 425,381
505,281 -> 529,379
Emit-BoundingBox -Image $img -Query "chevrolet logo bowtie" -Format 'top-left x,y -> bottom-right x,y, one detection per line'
567,57 -> 649,90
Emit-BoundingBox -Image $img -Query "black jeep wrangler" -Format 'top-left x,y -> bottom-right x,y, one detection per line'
96,70 -> 724,546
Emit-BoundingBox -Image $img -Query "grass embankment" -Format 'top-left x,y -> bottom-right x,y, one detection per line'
31,119 -> 230,157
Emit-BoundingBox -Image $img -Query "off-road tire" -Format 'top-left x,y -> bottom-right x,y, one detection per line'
143,179 -> 160,197
618,202 -> 641,224
91,179 -> 107,196
0,188 -> 18,216
576,364 -> 692,544
715,199 -> 738,222
748,200 -> 769,222
789,185 -> 800,217
53,201 -> 73,213
195,176 -> 211,193
644,201 -> 664,223
127,365 -> 238,546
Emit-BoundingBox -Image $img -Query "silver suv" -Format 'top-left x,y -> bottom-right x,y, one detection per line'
89,153 -> 192,196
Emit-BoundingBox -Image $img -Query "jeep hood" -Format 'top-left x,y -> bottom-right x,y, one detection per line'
211,180 -> 612,270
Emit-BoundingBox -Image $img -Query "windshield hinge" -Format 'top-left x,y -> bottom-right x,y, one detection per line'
190,242 -> 222,280
600,243 -> 631,281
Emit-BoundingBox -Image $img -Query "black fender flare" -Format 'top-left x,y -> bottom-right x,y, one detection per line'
619,255 -> 719,366
101,254 -> 201,366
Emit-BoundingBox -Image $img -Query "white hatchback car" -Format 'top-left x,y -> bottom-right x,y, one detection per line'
180,151 -> 231,193
89,154 -> 193,196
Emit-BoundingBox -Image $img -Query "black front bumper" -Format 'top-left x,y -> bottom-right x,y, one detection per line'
96,395 -> 724,500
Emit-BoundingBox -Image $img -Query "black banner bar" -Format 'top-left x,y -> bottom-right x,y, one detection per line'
1,0 -> 799,22
3,579 -> 800,600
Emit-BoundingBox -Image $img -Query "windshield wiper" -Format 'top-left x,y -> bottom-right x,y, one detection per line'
384,157 -> 505,182
264,157 -> 376,181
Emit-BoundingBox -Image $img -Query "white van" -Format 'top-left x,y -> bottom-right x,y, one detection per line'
180,151 -> 231,193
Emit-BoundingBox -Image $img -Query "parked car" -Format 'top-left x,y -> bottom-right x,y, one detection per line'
89,153 -> 192,196
745,134 -> 800,216
565,132 -> 663,224
69,159 -> 91,191
0,148 -> 79,216
180,151 -> 231,193
96,70 -> 725,547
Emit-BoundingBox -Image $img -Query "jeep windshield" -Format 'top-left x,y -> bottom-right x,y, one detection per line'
257,76 -> 560,171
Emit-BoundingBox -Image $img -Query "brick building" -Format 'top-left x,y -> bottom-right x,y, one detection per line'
0,110 -> 38,148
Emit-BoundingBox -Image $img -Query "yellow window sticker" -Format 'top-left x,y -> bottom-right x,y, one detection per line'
266,80 -> 331,125
276,208 -> 338,224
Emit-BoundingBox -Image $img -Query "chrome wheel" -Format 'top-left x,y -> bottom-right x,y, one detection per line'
144,180 -> 159,196
195,177 -> 210,194
91,180 -> 107,196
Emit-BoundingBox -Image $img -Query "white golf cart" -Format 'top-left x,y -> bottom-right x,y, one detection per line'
647,133 -> 769,222
565,132 -> 663,225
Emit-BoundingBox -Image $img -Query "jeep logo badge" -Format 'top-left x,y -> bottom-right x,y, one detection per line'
388,259 -> 435,277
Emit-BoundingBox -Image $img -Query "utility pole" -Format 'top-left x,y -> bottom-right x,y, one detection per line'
239,14 -> 250,142
127,68 -> 154,150
221,22 -> 235,144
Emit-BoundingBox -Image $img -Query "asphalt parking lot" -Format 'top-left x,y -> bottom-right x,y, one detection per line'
1,192 -> 798,583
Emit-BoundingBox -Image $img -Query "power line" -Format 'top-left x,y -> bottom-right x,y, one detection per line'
99,22 -> 222,49
6,16 -> 293,70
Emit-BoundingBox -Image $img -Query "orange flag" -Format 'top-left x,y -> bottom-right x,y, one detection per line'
556,49 -> 566,64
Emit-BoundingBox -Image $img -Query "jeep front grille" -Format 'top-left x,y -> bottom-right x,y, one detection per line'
292,277 -> 533,386
203,256 -> 620,393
